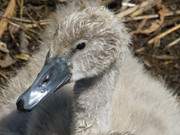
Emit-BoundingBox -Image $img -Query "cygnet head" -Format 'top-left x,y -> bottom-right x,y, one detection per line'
16,3 -> 130,111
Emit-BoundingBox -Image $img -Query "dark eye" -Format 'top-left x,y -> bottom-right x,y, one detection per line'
76,42 -> 86,50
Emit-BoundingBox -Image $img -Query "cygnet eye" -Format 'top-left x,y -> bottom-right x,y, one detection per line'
76,42 -> 86,50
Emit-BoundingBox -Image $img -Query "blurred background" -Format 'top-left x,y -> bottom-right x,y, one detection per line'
0,0 -> 179,95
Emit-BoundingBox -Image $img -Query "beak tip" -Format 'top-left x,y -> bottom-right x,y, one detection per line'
16,98 -> 30,112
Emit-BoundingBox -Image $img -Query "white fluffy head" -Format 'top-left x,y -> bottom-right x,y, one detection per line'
43,2 -> 131,82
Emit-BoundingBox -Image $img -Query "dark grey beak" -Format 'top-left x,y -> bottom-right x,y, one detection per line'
16,57 -> 72,112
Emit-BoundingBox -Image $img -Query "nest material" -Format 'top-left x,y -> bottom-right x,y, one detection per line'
0,0 -> 179,95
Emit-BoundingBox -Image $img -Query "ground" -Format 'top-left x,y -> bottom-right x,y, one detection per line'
0,0 -> 179,95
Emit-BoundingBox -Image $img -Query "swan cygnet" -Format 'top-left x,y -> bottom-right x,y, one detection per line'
1,1 -> 180,135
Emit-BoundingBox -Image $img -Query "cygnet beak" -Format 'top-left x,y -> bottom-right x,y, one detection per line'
16,57 -> 72,112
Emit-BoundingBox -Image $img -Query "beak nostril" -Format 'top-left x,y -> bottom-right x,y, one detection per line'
16,98 -> 26,112
42,75 -> 50,84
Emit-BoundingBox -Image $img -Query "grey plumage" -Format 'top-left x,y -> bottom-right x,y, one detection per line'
0,85 -> 73,135
0,1 -> 180,135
